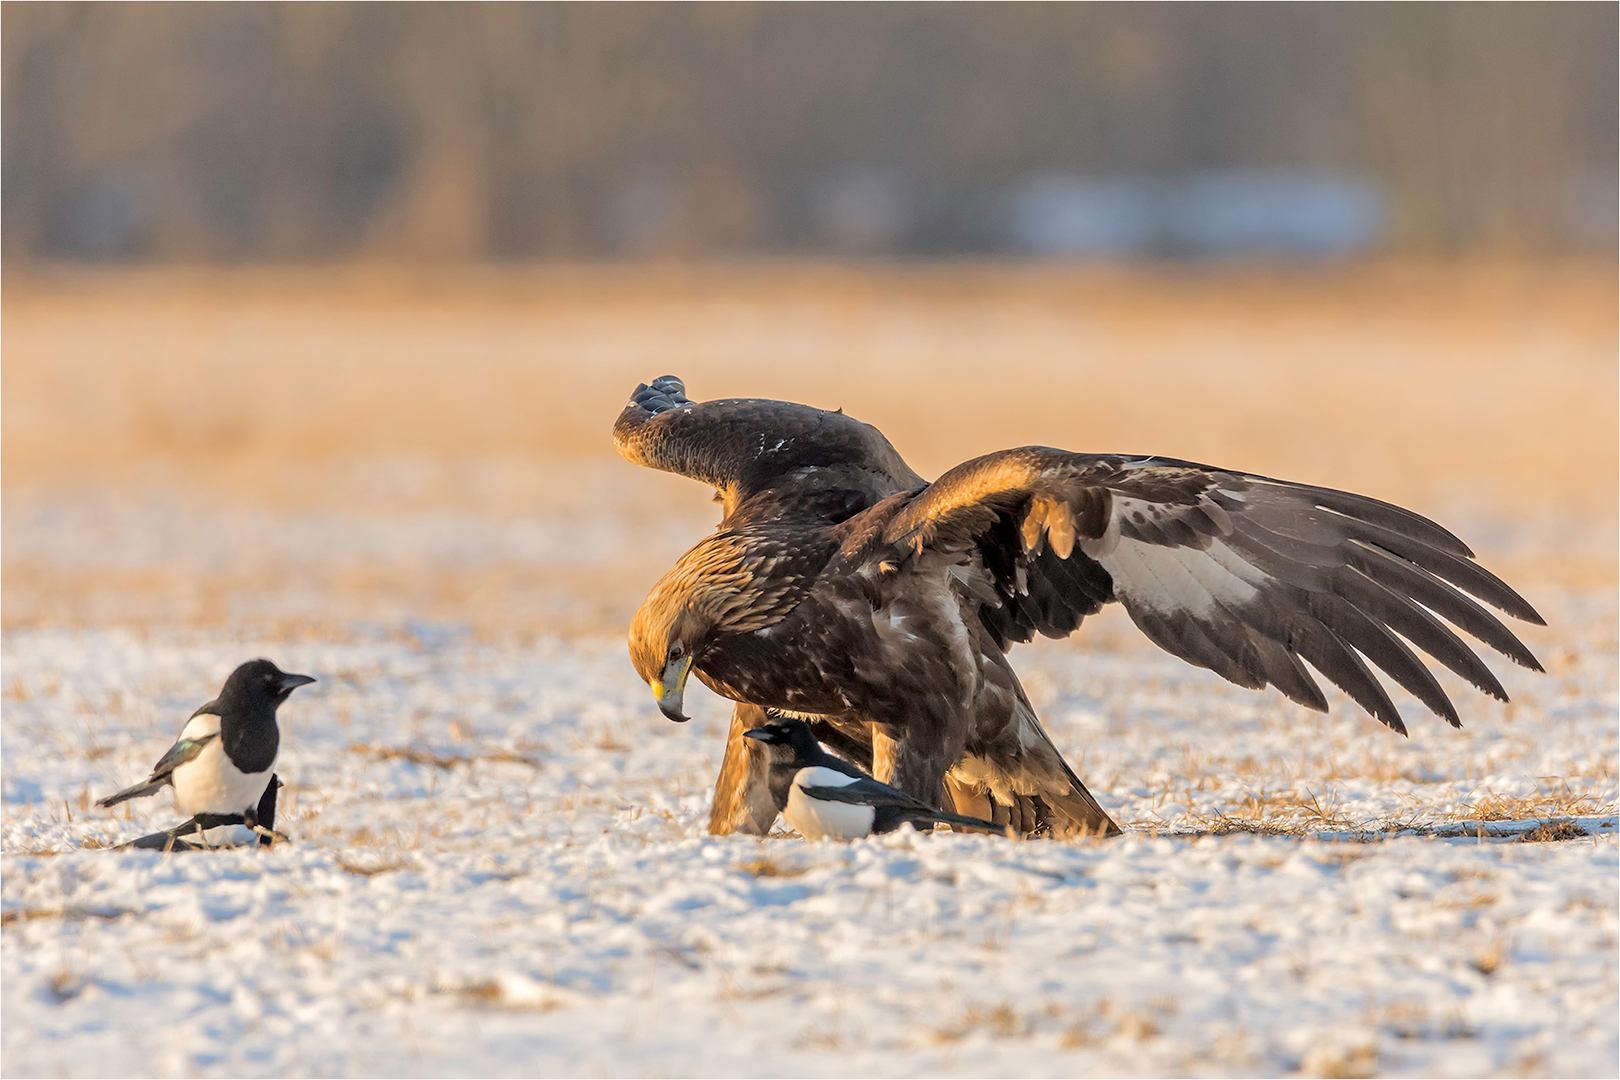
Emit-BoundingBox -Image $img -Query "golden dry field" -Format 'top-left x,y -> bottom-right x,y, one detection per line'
4,261 -> 1615,635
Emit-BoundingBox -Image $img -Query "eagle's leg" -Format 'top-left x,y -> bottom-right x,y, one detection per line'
707,703 -> 779,836
945,774 -> 994,820
870,724 -> 950,811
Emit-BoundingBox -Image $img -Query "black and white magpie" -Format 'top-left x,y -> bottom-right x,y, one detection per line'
743,717 -> 1017,840
98,659 -> 314,842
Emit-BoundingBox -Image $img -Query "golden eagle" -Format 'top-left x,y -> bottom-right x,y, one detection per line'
617,376 -> 1543,837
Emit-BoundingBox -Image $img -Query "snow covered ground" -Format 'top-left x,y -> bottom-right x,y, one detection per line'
3,267 -> 1615,1076
3,591 -> 1614,1077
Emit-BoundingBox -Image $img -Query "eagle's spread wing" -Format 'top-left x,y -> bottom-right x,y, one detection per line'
614,376 -> 924,520
882,448 -> 1545,735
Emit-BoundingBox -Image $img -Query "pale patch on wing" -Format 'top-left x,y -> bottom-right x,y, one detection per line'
1096,536 -> 1263,617
1081,500 -> 1122,558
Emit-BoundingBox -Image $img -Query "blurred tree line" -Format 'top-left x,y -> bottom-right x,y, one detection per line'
3,2 -> 1614,262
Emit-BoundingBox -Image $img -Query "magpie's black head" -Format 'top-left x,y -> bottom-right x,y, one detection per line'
742,717 -> 823,767
217,658 -> 316,714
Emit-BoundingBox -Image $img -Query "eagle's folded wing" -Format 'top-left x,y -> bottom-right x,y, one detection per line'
883,447 -> 1545,734
613,376 -> 923,518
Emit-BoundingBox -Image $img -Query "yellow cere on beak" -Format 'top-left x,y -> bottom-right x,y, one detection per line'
652,655 -> 694,723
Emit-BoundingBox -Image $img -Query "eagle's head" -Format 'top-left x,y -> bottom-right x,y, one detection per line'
630,535 -> 755,722
630,531 -> 799,723
628,595 -> 717,724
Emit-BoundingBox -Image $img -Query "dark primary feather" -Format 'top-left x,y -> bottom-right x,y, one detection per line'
96,777 -> 169,808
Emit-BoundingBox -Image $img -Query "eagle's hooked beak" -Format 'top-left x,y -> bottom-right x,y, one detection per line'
650,655 -> 694,723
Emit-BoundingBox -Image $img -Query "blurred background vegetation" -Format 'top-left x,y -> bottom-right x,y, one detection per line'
4,2 -> 1615,264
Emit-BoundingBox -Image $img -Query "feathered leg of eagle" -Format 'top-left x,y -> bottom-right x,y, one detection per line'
870,723 -> 952,813
708,704 -> 779,835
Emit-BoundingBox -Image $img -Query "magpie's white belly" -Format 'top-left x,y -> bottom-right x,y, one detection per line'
783,767 -> 876,841
171,740 -> 274,817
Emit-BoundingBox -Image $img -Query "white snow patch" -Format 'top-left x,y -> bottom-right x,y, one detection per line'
2,592 -> 1614,1077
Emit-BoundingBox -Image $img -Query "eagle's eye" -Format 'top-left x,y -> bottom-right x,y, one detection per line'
668,643 -> 686,662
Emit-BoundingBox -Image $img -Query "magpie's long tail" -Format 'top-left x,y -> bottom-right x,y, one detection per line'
96,779 -> 165,808
116,814 -> 244,851
914,808 -> 1023,838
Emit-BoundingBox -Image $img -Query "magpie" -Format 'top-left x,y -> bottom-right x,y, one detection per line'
98,659 -> 314,842
743,717 -> 1017,840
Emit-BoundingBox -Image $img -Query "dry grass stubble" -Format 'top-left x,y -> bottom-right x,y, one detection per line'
3,262 -> 1613,636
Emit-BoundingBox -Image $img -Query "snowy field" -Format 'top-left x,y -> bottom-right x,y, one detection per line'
3,589 -> 1615,1077
3,266 -> 1616,1077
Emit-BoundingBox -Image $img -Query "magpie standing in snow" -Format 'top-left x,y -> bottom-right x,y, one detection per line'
98,659 -> 314,845
743,718 -> 1017,840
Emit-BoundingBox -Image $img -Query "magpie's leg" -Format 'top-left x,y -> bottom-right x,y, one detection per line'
869,724 -> 950,811
183,815 -> 217,850
241,806 -> 285,846
944,774 -> 997,828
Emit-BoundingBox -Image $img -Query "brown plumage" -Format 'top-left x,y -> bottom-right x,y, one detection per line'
618,376 -> 1545,838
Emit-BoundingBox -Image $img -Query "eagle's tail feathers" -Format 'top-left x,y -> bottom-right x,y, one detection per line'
1045,780 -> 1124,838
1009,686 -> 1124,837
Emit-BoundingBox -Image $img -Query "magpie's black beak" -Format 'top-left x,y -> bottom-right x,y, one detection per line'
278,673 -> 317,694
742,727 -> 775,744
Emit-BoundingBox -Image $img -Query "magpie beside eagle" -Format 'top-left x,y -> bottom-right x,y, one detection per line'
617,376 -> 1543,838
